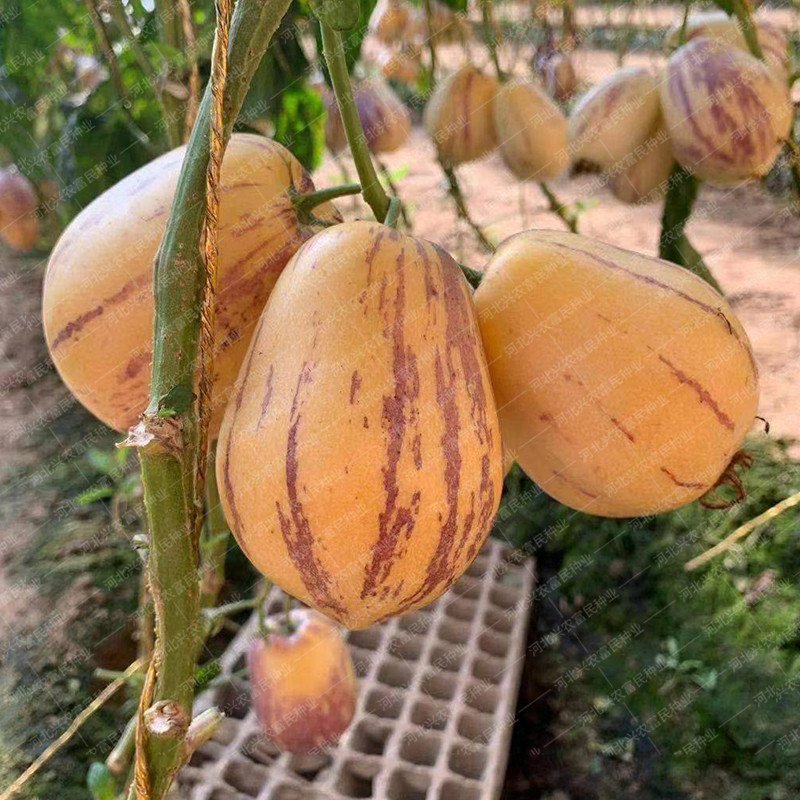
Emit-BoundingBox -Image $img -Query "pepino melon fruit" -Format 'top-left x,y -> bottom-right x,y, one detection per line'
0,168 -> 39,253
324,81 -> 411,156
474,230 -> 759,518
665,11 -> 789,79
493,80 -> 569,182
661,37 -> 792,186
217,221 -> 503,628
568,67 -> 662,170
424,65 -> 499,167
611,120 -> 674,204
43,133 -> 339,436
249,609 -> 357,753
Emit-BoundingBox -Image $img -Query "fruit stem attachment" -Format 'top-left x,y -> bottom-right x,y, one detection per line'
319,22 -> 391,222
659,164 -> 723,293
384,197 -> 402,229
291,182 -> 362,223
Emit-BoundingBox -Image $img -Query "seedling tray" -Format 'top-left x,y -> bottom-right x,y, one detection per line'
177,539 -> 535,800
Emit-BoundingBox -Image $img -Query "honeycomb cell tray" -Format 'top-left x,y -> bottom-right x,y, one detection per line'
177,539 -> 535,800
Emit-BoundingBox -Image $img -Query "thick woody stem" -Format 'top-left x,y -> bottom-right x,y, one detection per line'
133,0 -> 294,797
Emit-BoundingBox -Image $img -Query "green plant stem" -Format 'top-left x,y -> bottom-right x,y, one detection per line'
659,164 -> 723,293
727,0 -> 763,59
480,0 -> 505,82
423,0 -> 438,80
538,181 -> 578,233
292,182 -> 362,222
377,159 -> 411,229
319,22 -> 390,222
442,163 -> 495,252
134,0 -> 293,797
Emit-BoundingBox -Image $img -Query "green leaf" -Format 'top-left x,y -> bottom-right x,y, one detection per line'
87,762 -> 115,800
74,484 -> 115,506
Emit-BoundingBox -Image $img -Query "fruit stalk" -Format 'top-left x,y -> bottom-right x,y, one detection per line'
725,0 -> 764,59
659,165 -> 722,293
132,0 -> 293,797
319,22 -> 391,222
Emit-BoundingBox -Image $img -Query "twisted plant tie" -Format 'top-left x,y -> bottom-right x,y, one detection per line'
196,0 -> 233,546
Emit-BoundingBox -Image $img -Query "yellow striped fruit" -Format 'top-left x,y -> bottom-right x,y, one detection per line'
324,82 -> 411,155
661,37 -> 792,186
568,67 -> 662,170
43,134 -> 339,436
665,11 -> 789,79
424,65 -> 499,167
217,221 -> 503,628
474,230 -> 758,518
0,168 -> 39,252
611,121 -> 674,204
249,609 -> 357,753
493,80 -> 569,182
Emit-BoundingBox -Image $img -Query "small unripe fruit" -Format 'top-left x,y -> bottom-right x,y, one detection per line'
248,609 -> 357,753
661,37 -> 792,186
474,230 -> 758,518
424,65 -> 499,167
43,134 -> 339,435
218,221 -> 502,628
0,168 -> 39,253
493,81 -> 569,181
568,67 -> 661,170
324,82 -> 411,155
665,11 -> 789,79
611,121 -> 674,204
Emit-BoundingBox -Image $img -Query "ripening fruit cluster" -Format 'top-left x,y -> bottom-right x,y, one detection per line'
569,13 -> 792,199
424,64 -> 571,183
44,132 -> 760,633
369,0 -> 468,85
